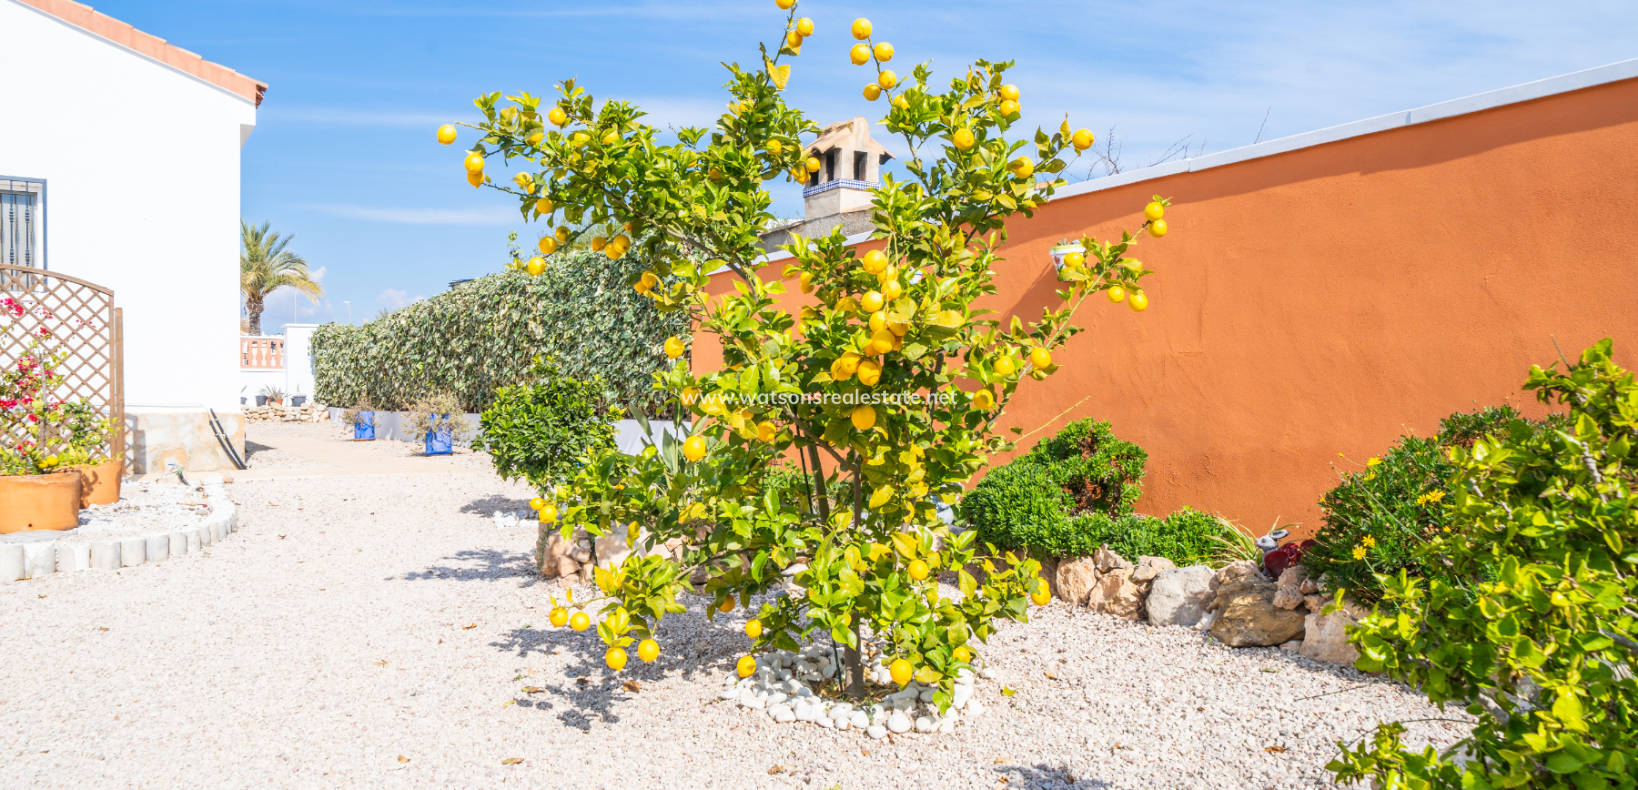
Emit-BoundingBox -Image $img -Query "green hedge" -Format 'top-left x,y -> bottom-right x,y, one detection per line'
311,249 -> 687,414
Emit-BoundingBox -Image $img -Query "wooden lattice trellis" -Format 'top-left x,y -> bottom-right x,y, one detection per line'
0,264 -> 124,462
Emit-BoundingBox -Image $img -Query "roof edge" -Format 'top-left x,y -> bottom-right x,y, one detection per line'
13,0 -> 267,107
1053,56 -> 1638,201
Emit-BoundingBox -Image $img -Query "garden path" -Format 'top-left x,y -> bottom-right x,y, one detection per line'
0,423 -> 1471,789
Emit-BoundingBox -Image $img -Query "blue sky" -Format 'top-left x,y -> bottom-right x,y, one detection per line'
91,0 -> 1638,331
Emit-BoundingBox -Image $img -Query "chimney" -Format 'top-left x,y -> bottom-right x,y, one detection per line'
761,117 -> 895,251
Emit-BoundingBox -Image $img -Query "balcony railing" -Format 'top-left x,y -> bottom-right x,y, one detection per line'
241,336 -> 285,369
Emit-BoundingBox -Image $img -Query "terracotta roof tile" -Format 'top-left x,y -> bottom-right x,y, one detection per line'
17,0 -> 267,106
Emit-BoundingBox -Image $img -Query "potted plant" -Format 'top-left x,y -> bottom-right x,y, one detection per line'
0,339 -> 84,532
262,386 -> 285,407
56,399 -> 123,507
407,393 -> 471,456
1050,237 -> 1087,280
345,398 -> 376,441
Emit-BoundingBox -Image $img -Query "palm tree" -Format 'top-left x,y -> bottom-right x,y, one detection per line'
240,220 -> 322,336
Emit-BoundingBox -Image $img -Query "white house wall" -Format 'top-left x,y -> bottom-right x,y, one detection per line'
1,0 -> 254,417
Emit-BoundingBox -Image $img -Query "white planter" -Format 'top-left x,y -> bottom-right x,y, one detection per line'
1050,243 -> 1086,280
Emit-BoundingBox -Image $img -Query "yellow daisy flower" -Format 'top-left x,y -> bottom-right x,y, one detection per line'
1352,546 -> 1367,560
1362,536 -> 1377,548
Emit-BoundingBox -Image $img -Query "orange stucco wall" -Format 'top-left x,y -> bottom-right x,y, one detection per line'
700,74 -> 1638,536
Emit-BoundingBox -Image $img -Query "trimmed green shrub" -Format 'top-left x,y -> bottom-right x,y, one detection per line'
1027,418 -> 1147,517
479,357 -> 622,488
311,246 -> 686,414
963,420 -> 1228,565
1303,405 -> 1562,604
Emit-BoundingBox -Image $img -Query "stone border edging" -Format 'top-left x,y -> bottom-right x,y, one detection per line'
0,476 -> 239,583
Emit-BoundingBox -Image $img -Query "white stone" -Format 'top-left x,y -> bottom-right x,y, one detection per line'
914,716 -> 935,733
169,531 -> 188,557
966,699 -> 985,717
954,668 -> 974,684
145,534 -> 169,563
720,687 -> 740,700
816,715 -> 834,728
766,691 -> 787,706
770,704 -> 795,723
866,724 -> 888,740
887,710 -> 913,733
57,542 -> 90,573
849,711 -> 869,729
196,524 -> 212,547
120,538 -> 145,567
0,544 -> 22,582
952,684 -> 974,709
978,668 -> 997,680
90,540 -> 120,570
743,694 -> 766,710
23,541 -> 56,578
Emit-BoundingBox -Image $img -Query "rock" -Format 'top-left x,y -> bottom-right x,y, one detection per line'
866,724 -> 888,740
1272,589 -> 1305,610
593,528 -> 633,570
886,710 -> 912,733
1280,639 -> 1302,652
1055,556 -> 1101,606
1131,555 -> 1177,583
1210,560 -> 1262,591
849,711 -> 869,729
951,683 -> 974,709
1300,598 -> 1369,666
1299,575 -> 1323,595
914,716 -> 935,733
1085,567 -> 1143,619
1210,578 -> 1308,647
1093,545 -> 1133,573
1303,594 -> 1329,613
1145,565 -> 1215,627
1273,565 -> 1311,609
966,698 -> 985,716
770,704 -> 796,723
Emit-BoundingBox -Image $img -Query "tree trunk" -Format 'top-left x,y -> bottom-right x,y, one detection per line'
245,301 -> 264,336
846,618 -> 865,698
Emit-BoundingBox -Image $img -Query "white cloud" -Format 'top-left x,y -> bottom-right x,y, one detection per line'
378,289 -> 425,311
304,204 -> 520,225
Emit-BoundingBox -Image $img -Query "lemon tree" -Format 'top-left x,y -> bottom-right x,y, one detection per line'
446,1 -> 1173,703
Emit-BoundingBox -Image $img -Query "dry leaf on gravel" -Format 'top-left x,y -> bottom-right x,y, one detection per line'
1265,745 -> 1289,754
521,686 -> 544,694
397,755 -> 409,763
96,627 -> 108,632
623,680 -> 641,693
503,700 -> 516,707
1044,672 -> 1058,680
463,623 -> 478,630
994,758 -> 1011,764
767,765 -> 788,775
374,660 -> 387,666
501,757 -> 523,765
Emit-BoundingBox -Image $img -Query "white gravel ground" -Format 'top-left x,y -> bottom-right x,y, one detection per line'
51,481 -> 217,541
0,428 -> 1471,789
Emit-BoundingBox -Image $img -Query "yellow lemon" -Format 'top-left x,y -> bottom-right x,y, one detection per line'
861,249 -> 889,274
998,84 -> 1021,101
571,131 -> 590,145
737,655 -> 758,677
534,197 -> 554,215
785,30 -> 802,48
538,505 -> 558,523
1129,290 -> 1149,312
436,124 -> 457,145
719,597 -> 736,614
463,152 -> 485,173
851,18 -> 872,39
556,226 -> 572,243
548,107 -> 568,126
953,645 -> 972,663
952,129 -> 975,150
792,167 -> 808,182
606,647 -> 628,671
877,70 -> 898,89
869,311 -> 888,333
861,290 -> 885,313
1009,156 -> 1034,178
834,352 -> 861,379
994,356 -> 1017,376
972,389 -> 995,410
857,359 -> 882,386
1030,347 -> 1053,369
637,639 -> 660,662
873,42 -> 894,62
466,171 -> 484,188
887,320 -> 909,337
1148,219 -> 1168,237
745,619 -> 763,639
592,236 -> 610,252
601,131 -> 619,145
613,234 -> 631,251
569,611 -> 590,632
1031,587 -> 1051,606
851,405 -> 876,431
634,271 -> 659,295
850,43 -> 871,65
664,336 -> 686,359
528,131 -> 543,145
799,271 -> 814,293
756,421 -> 777,443
683,435 -> 707,462
869,329 -> 895,356
526,256 -> 545,276
1106,285 -> 1126,303
805,156 -> 821,173
908,559 -> 929,580
795,17 -> 814,36
767,139 -> 783,155
1071,128 -> 1095,151
1144,201 -> 1165,221
863,83 -> 882,101
529,497 -> 546,511
537,236 -> 558,255
999,99 -> 1019,117
1063,251 -> 1085,268
889,658 -> 913,687
883,280 -> 902,301
549,607 -> 569,628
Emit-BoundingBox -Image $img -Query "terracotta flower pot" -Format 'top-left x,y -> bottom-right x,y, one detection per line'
74,458 -> 123,508
0,472 -> 83,533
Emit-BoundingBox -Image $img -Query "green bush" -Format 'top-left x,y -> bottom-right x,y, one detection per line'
1027,418 -> 1147,517
1304,406 -> 1561,604
1328,339 -> 1638,790
310,245 -> 686,414
963,419 -> 1226,565
479,357 -> 622,488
